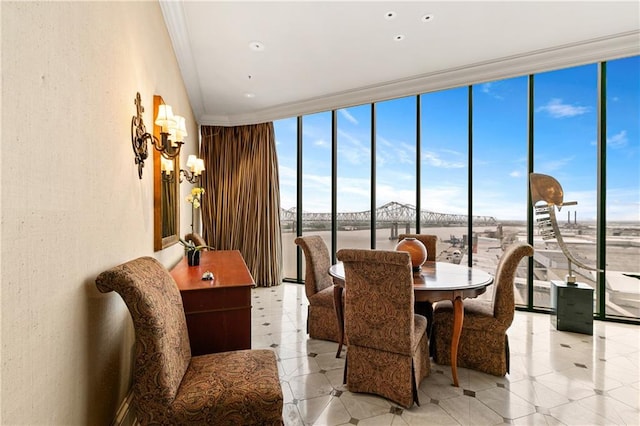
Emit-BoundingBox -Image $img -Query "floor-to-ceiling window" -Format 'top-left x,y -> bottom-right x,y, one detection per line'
605,56 -> 640,319
375,97 -> 417,249
298,112 -> 333,273
473,77 -> 530,303
420,87 -> 469,263
533,64 -> 599,310
336,105 -> 372,252
275,117 -> 298,279
275,55 -> 640,322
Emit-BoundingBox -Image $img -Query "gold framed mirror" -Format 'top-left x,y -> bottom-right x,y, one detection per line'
153,95 -> 180,251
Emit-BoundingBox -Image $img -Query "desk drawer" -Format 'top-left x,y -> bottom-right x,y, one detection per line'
180,286 -> 250,313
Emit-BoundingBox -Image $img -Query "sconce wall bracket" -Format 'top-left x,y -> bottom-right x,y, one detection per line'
180,169 -> 199,184
131,92 -> 184,179
131,93 -> 150,179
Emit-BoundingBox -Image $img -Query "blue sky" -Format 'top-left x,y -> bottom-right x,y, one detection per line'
276,56 -> 639,222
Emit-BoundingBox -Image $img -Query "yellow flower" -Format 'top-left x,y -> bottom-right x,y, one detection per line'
186,187 -> 205,208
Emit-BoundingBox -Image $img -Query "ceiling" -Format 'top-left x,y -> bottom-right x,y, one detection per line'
160,1 -> 640,126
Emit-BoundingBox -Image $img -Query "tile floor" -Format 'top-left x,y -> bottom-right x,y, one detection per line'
251,283 -> 640,426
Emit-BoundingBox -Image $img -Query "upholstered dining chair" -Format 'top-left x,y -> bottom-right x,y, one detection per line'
185,232 -> 209,248
95,257 -> 283,425
336,248 -> 430,408
294,235 -> 340,342
397,233 -> 438,338
431,242 -> 534,376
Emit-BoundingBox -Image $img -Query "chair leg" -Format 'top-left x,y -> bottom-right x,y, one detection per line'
505,335 -> 510,374
343,353 -> 348,385
416,301 -> 434,356
411,363 -> 420,407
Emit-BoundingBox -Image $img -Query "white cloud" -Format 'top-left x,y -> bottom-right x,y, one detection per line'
608,130 -> 628,148
441,148 -> 463,156
375,184 -> 419,207
394,142 -> 416,165
396,149 -> 413,165
314,138 -> 329,148
422,151 -> 465,169
538,156 -> 575,172
536,98 -> 590,118
605,187 -> 640,221
480,82 -> 504,100
377,135 -> 394,148
419,185 -> 468,215
278,165 -> 297,210
338,109 -> 358,125
510,170 -> 522,178
337,129 -> 370,165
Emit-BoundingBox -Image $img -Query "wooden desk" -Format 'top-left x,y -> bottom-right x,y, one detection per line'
330,261 -> 493,387
171,250 -> 255,356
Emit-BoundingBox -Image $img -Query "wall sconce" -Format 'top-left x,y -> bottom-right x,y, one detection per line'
160,157 -> 175,182
131,92 -> 186,179
180,155 -> 206,184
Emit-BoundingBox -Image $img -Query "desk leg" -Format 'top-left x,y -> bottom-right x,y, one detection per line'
451,296 -> 464,387
334,285 -> 345,358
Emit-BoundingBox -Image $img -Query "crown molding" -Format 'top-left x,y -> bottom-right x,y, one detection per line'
159,0 -> 205,120
203,30 -> 639,126
161,3 -> 638,128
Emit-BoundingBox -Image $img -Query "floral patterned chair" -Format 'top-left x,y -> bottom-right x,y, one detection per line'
295,235 -> 340,342
432,242 -> 533,376
336,249 -> 430,408
398,233 -> 438,338
95,257 -> 283,425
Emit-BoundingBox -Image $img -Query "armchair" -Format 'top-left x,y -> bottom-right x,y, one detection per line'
432,242 -> 533,376
336,248 -> 430,408
95,257 -> 283,425
295,235 -> 340,342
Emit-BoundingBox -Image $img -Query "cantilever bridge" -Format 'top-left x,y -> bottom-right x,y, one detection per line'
280,201 -> 496,227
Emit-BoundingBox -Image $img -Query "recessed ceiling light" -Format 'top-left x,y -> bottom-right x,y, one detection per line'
394,34 -> 405,41
249,41 -> 264,51
421,14 -> 434,22
384,11 -> 396,20
244,93 -> 255,98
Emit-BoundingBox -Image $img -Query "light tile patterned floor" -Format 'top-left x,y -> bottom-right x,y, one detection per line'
251,283 -> 640,426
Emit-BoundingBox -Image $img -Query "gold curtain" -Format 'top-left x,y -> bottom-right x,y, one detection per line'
200,123 -> 282,287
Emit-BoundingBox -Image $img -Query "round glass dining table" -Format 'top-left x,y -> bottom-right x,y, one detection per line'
329,260 -> 493,387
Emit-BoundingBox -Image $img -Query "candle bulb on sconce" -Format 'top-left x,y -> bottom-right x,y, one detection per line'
180,154 -> 206,184
172,116 -> 188,146
160,157 -> 175,182
154,104 -> 176,134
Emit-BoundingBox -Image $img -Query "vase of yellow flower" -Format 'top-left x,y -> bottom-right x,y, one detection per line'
186,187 -> 205,232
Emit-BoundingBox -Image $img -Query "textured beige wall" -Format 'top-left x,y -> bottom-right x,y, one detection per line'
1,2 -> 200,424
